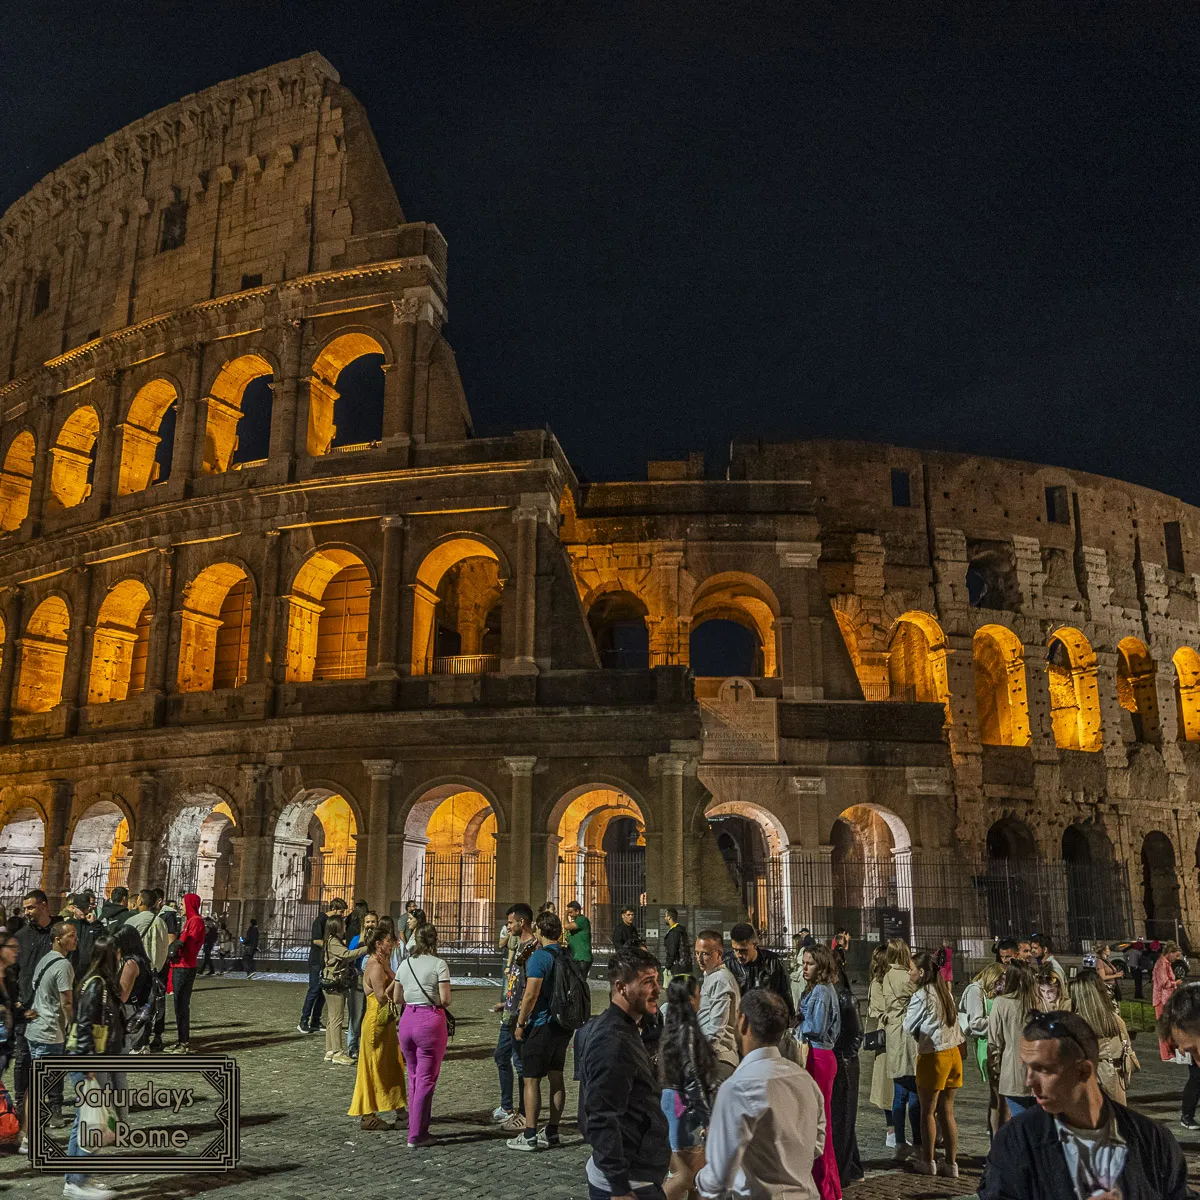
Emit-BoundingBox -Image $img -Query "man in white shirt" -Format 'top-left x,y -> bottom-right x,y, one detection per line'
696,988 -> 825,1199
694,930 -> 742,1083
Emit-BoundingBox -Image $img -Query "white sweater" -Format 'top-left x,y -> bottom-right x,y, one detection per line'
903,984 -> 965,1055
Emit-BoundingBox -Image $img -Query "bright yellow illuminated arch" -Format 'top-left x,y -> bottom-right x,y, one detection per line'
410,537 -> 502,674
15,596 -> 70,713
0,431 -> 35,531
117,379 -> 178,495
201,354 -> 273,474
285,548 -> 371,682
973,624 -> 1031,746
1047,626 -> 1103,751
307,332 -> 387,457
49,406 -> 100,509
177,563 -> 252,693
88,580 -> 152,704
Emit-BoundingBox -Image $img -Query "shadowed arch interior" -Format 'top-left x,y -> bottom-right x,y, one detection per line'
588,590 -> 649,669
88,579 -> 152,704
177,563 -> 251,692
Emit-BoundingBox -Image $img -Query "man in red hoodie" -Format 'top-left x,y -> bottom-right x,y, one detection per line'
167,893 -> 206,1054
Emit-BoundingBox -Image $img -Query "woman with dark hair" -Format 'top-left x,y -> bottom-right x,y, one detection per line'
320,915 -> 357,1066
113,923 -> 154,1119
904,950 -> 963,1178
348,922 -> 407,1130
659,974 -> 717,1200
395,923 -> 451,1147
988,960 -> 1038,1120
65,935 -> 125,1198
798,943 -> 842,1200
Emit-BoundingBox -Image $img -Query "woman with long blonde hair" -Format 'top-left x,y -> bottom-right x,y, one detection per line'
987,961 -> 1037,1118
866,946 -> 894,1145
1070,968 -> 1138,1104
959,961 -> 1004,1137
903,951 -> 963,1178
1035,965 -> 1070,1014
878,938 -> 921,1160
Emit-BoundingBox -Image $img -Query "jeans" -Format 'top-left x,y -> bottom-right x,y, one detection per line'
347,985 -> 365,1056
398,1004 -> 448,1142
242,949 -> 256,974
494,1024 -> 524,1111
25,1038 -> 65,1117
1005,1094 -> 1036,1116
173,966 -> 197,1043
891,1075 -> 922,1146
151,963 -> 169,1048
300,963 -> 325,1030
1185,1062 -> 1200,1121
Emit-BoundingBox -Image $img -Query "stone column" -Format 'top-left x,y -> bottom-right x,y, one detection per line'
62,565 -> 93,730
145,543 -> 174,718
362,760 -> 397,914
26,399 -> 54,532
174,344 -> 205,491
371,517 -> 405,676
503,757 -> 536,907
509,505 -> 540,675
125,770 -> 159,894
0,586 -> 24,738
269,317 -> 303,474
91,369 -> 123,513
42,778 -> 74,902
655,755 -> 686,902
382,298 -> 418,447
233,764 -> 275,928
252,529 -> 282,684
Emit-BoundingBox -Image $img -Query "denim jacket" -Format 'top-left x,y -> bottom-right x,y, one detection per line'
798,981 -> 840,1050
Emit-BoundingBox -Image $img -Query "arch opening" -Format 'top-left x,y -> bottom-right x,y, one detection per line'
411,538 -> 503,674
1142,830 -> 1181,942
1048,629 -> 1103,752
201,354 -> 273,474
0,431 -> 35,531
162,795 -> 237,904
588,591 -> 649,670
49,405 -> 100,509
177,563 -> 251,692
973,624 -> 1031,746
88,580 -> 152,705
554,788 -> 645,951
285,550 -> 371,682
1174,647 -> 1200,744
271,791 -> 358,904
308,334 -> 387,456
1062,822 -> 1127,948
887,611 -> 952,721
690,573 -> 777,678
69,801 -> 129,895
0,805 -> 44,905
984,817 -> 1041,939
118,379 -> 179,494
405,788 -> 497,948
1118,637 -> 1160,745
828,804 -> 914,940
15,596 -> 70,713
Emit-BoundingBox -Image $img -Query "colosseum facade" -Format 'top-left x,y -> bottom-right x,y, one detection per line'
0,52 -> 1188,959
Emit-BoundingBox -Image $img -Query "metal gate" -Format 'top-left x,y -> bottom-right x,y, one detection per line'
422,852 -> 496,950
265,853 -> 358,959
556,849 -> 646,951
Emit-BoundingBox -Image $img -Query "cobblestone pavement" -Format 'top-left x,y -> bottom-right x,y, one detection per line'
0,975 -> 1196,1199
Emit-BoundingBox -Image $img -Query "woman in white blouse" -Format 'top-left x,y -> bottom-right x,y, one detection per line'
393,922 -> 452,1147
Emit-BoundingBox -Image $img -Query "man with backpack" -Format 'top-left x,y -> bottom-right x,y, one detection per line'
662,908 -> 692,982
508,909 -> 586,1151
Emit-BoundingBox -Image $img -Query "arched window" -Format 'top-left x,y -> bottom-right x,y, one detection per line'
177,564 -> 252,693
15,596 -> 70,713
411,538 -> 503,674
1047,628 -> 1103,751
285,549 -> 371,682
49,406 -> 100,509
88,580 -> 152,704
201,355 -> 273,474
1174,647 -> 1200,743
690,573 -> 778,678
117,379 -> 178,494
307,333 -> 386,456
973,625 -> 1030,746
0,431 -> 35,531
887,612 -> 952,722
588,591 -> 649,669
1117,637 -> 1160,744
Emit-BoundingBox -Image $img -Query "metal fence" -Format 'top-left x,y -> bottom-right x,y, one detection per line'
422,852 -> 496,951
556,850 -> 647,950
264,854 -> 357,958
730,853 -> 1133,956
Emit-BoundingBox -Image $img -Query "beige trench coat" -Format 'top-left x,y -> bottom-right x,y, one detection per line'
867,978 -> 894,1109
882,966 -> 918,1079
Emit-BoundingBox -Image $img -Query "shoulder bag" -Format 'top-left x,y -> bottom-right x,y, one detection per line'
65,976 -> 109,1053
406,958 -> 456,1038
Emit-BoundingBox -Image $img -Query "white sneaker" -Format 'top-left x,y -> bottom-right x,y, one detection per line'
937,1161 -> 959,1178
64,1184 -> 117,1200
505,1134 -> 538,1151
323,1050 -> 335,1061
19,1137 -> 28,1154
912,1157 -> 937,1176
492,1106 -> 514,1123
885,1129 -> 896,1148
330,1052 -> 355,1065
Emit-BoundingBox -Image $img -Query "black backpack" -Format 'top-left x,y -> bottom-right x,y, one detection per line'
549,947 -> 591,1031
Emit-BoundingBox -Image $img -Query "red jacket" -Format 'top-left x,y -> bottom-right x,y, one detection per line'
168,893 -> 206,992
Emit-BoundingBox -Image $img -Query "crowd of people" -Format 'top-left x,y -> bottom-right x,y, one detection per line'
4,880 -> 1200,1199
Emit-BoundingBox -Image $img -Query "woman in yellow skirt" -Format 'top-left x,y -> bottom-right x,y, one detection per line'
349,918 -> 408,1129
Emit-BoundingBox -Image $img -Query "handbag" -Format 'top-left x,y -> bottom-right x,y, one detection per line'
863,1027 -> 886,1053
65,977 -> 109,1054
405,958 -> 456,1038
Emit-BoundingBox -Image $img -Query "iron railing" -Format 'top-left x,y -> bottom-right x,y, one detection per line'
422,852 -> 496,951
430,654 -> 500,675
556,850 -> 647,949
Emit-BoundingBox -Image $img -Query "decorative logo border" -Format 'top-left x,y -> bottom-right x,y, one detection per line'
30,1055 -> 239,1173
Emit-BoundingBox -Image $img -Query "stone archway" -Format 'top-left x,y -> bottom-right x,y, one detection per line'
0,805 -> 44,906
1142,830 -> 1181,942
162,792 -> 237,903
271,791 -> 358,903
403,786 -> 497,948
1062,822 -> 1128,948
829,804 -> 914,943
704,799 -> 791,938
68,801 -> 130,896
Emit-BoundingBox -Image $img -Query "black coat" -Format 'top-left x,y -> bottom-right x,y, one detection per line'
578,1003 -> 670,1194
979,1100 -> 1191,1200
724,946 -> 795,1020
612,922 -> 642,953
662,923 -> 691,974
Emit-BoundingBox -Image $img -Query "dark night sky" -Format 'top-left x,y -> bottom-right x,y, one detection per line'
3,3 -> 1200,495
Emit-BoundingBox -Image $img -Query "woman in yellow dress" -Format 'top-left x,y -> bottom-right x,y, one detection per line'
348,918 -> 408,1129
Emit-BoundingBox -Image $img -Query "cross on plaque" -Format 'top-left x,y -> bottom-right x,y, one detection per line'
728,679 -> 745,702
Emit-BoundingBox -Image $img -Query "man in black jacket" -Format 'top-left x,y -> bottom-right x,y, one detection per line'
980,1010 -> 1190,1200
13,889 -> 54,1114
661,908 -> 691,981
577,946 -> 669,1200
725,922 -> 795,1021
